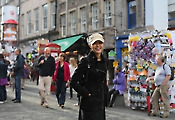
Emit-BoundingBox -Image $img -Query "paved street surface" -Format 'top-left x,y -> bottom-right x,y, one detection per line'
0,80 -> 175,120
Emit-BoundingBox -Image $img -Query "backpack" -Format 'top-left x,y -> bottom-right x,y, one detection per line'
163,64 -> 174,80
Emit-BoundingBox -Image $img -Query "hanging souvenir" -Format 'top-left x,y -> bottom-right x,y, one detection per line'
154,41 -> 161,54
143,43 -> 150,53
139,69 -> 148,76
136,38 -> 145,51
168,38 -> 173,44
140,76 -> 147,84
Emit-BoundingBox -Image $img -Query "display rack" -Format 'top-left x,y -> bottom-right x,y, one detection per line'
127,30 -> 175,112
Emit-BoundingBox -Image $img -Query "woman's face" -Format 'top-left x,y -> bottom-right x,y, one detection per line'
59,55 -> 64,62
90,41 -> 104,55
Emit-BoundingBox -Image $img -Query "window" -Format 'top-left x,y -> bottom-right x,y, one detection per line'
42,4 -> 48,29
51,1 -> 56,28
34,8 -> 39,32
61,14 -> 66,36
70,11 -> 76,35
105,0 -> 112,27
1,0 -> 5,6
168,12 -> 175,28
27,11 -> 31,34
80,7 -> 86,33
21,14 -> 24,35
127,0 -> 136,29
91,3 -> 98,30
17,6 -> 20,16
5,0 -> 9,3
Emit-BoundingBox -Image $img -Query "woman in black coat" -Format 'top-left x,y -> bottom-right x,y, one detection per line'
71,33 -> 109,120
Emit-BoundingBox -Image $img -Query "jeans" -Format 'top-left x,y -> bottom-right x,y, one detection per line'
56,81 -> 66,105
15,75 -> 22,101
70,86 -> 73,98
108,89 -> 119,107
0,85 -> 7,101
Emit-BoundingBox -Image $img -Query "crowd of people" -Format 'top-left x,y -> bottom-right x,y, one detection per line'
0,33 -> 172,119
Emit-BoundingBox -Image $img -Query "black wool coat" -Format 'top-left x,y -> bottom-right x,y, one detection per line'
71,51 -> 109,120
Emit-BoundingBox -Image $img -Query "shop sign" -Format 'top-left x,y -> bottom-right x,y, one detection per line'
2,5 -> 17,22
108,50 -> 116,60
122,39 -> 128,47
113,62 -> 118,67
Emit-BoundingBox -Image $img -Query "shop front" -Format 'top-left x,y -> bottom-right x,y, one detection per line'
52,34 -> 89,54
52,34 -> 90,62
115,35 -> 129,68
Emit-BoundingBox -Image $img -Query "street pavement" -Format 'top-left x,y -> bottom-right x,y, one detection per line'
0,80 -> 175,120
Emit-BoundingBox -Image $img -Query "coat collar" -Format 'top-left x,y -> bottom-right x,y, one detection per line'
88,51 -> 106,63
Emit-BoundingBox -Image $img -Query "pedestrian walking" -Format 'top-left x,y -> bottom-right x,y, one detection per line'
37,47 -> 55,108
108,66 -> 126,107
0,54 -> 9,103
146,55 -> 171,118
69,57 -> 77,99
12,48 -> 25,103
21,63 -> 30,90
52,53 -> 70,108
32,56 -> 39,85
71,33 -> 109,120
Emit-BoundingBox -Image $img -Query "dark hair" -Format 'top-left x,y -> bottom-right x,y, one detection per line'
0,54 -> 4,59
0,54 -> 9,64
115,66 -> 121,72
15,48 -> 21,53
59,53 -> 66,61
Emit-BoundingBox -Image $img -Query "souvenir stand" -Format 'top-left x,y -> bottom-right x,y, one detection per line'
127,30 -> 175,113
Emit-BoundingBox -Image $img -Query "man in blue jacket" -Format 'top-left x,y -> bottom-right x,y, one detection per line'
12,48 -> 25,103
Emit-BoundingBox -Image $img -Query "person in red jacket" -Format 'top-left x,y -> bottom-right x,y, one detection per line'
52,53 -> 70,108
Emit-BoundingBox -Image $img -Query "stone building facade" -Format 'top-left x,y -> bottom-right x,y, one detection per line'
0,0 -> 174,82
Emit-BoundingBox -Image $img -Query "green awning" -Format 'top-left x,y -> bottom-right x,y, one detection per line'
52,35 -> 83,51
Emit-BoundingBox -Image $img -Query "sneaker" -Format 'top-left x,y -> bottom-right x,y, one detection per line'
61,104 -> 64,109
14,100 -> 21,103
160,112 -> 169,118
44,104 -> 49,108
12,98 -> 16,101
0,101 -> 4,104
74,103 -> 79,106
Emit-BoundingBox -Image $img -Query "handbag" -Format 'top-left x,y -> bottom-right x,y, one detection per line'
0,78 -> 8,86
